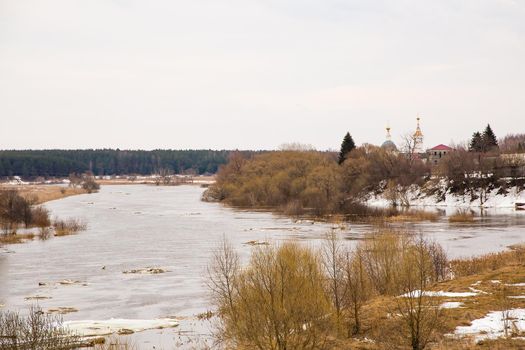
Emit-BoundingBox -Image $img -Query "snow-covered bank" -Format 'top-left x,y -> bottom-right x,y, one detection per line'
64,318 -> 179,337
367,182 -> 525,208
453,309 -> 525,341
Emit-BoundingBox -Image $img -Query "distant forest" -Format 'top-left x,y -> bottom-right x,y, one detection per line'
0,150 -> 260,178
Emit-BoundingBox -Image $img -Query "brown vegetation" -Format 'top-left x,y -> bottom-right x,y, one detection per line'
53,217 -> 87,236
450,246 -> 525,278
0,232 -> 35,245
209,230 -> 525,349
448,210 -> 475,223
0,185 -> 88,205
388,209 -> 440,223
0,189 -> 87,245
0,306 -> 80,349
209,230 -> 452,350
205,148 -> 431,216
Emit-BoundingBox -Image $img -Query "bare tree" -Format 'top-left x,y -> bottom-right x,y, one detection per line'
395,235 -> 442,350
343,246 -> 372,335
208,242 -> 331,350
400,133 -> 418,165
68,173 -> 82,188
321,230 -> 346,329
207,237 -> 240,330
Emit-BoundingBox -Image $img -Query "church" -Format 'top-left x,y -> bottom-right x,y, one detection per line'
380,117 -> 453,165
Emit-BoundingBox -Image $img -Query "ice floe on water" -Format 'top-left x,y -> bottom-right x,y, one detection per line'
400,290 -> 478,298
47,307 -> 78,314
64,318 -> 179,337
24,295 -> 52,301
122,267 -> 167,274
454,309 -> 525,341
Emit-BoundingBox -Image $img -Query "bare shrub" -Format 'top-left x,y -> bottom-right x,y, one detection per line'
31,206 -> 51,228
359,231 -> 409,295
68,173 -> 83,188
94,336 -> 136,350
448,209 -> 474,223
82,176 -> 100,193
321,230 -> 346,331
53,217 -> 87,236
206,237 -> 240,342
39,227 -> 52,240
342,246 -> 372,335
388,209 -> 439,223
394,235 -> 443,350
0,305 -> 80,349
427,240 -> 449,282
209,241 -> 331,350
0,189 -> 31,234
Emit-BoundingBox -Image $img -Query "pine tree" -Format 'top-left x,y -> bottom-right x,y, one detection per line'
338,132 -> 356,165
469,132 -> 483,152
482,124 -> 498,152
518,142 -> 524,154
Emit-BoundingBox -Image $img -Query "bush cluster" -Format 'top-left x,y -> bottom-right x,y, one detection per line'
0,190 -> 50,234
209,231 -> 448,350
206,148 -> 430,215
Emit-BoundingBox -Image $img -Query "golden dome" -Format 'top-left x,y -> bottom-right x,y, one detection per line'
413,117 -> 423,138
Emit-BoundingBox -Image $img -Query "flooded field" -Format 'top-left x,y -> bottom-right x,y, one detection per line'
1,185 -> 525,348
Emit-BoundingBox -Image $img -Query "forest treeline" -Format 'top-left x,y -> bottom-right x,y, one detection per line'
0,149 -> 261,178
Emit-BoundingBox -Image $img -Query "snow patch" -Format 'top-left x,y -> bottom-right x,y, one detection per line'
441,302 -> 464,309
454,309 -> 525,341
366,183 -> 525,208
506,283 -> 525,287
400,290 -> 478,298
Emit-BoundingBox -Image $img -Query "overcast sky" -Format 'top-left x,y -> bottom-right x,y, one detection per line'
0,0 -> 524,150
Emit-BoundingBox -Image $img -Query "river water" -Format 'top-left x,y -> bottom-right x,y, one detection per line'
1,185 -> 525,348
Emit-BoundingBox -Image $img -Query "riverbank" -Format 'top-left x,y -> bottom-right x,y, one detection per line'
0,184 -> 88,204
0,174 -> 215,203
336,246 -> 525,349
366,182 -> 525,209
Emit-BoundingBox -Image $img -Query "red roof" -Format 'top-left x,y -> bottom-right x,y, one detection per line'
430,144 -> 453,151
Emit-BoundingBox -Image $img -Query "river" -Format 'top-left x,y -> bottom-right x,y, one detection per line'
1,185 -> 525,348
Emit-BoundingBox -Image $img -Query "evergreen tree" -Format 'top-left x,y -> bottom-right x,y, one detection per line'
518,142 -> 524,154
469,132 -> 483,152
482,124 -> 498,152
338,132 -> 356,165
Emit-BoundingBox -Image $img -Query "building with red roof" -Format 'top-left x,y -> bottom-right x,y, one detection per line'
427,144 -> 454,165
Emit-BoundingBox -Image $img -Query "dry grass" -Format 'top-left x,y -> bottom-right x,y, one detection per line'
449,210 -> 475,223
330,264 -> 525,349
0,185 -> 87,204
53,218 -> 87,236
93,336 -> 136,350
0,232 -> 35,244
387,209 -> 440,222
450,247 -> 525,277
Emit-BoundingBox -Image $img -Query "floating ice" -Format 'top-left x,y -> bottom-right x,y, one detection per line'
64,318 -> 179,337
